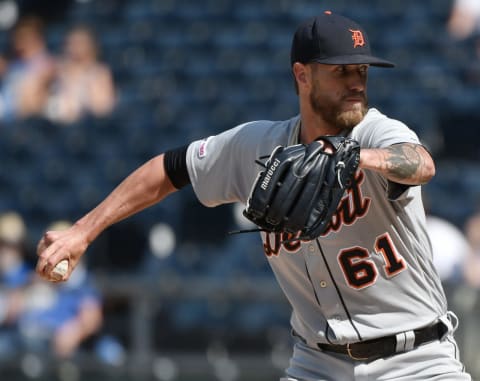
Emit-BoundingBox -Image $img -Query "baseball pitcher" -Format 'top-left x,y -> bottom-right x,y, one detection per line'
36,12 -> 471,380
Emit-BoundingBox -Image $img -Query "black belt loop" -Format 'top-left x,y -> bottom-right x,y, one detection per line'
317,321 -> 445,362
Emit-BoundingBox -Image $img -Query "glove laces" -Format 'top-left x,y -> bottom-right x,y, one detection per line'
335,161 -> 346,188
228,227 -> 263,236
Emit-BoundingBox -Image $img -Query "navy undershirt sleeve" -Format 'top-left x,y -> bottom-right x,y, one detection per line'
163,145 -> 190,189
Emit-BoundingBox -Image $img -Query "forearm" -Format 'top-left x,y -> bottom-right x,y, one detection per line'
359,143 -> 435,185
76,154 -> 177,244
36,153 -> 179,281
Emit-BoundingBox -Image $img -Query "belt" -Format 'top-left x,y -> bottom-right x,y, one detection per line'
316,321 -> 447,362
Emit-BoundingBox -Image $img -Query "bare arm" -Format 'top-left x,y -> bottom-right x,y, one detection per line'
37,153 -> 178,281
359,143 -> 435,185
76,153 -> 176,244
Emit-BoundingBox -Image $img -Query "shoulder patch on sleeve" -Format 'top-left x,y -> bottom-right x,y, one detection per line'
198,136 -> 213,158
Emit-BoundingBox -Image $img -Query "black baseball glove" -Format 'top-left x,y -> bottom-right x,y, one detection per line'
243,136 -> 360,241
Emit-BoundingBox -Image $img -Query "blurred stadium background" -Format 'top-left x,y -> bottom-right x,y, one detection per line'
1,0 -> 480,380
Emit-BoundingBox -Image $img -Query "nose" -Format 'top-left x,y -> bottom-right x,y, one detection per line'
343,65 -> 367,92
348,71 -> 366,93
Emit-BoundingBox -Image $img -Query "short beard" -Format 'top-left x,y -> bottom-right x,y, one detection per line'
309,88 -> 368,131
336,104 -> 367,130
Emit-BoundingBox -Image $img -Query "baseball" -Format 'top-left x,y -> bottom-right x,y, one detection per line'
51,259 -> 69,280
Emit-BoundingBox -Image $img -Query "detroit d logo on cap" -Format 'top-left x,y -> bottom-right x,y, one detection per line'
349,29 -> 365,48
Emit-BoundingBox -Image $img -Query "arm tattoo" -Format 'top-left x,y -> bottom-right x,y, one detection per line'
384,143 -> 425,180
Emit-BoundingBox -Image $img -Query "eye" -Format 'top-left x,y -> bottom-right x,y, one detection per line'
358,65 -> 369,75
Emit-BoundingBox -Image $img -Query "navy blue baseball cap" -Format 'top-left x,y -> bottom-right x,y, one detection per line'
291,11 -> 395,68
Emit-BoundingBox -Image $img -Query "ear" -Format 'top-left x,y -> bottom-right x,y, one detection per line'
292,62 -> 309,92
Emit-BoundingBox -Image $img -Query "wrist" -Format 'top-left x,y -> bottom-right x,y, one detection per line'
358,148 -> 372,170
71,220 -> 96,247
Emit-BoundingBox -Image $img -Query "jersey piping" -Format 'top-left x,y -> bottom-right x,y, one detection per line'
316,238 -> 363,341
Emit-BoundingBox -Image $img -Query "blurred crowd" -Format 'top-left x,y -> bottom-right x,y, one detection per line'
425,209 -> 480,377
447,0 -> 480,49
447,0 -> 480,84
0,15 -> 115,126
0,10 -> 119,373
0,212 -> 126,368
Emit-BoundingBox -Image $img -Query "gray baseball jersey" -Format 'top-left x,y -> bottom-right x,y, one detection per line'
185,108 -> 446,346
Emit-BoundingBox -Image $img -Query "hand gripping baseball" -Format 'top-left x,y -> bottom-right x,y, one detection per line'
243,136 -> 360,241
36,226 -> 89,282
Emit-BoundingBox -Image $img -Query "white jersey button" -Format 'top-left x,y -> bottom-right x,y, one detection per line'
308,245 -> 315,253
320,281 -> 327,288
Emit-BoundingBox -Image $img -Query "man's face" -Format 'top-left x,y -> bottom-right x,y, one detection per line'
308,63 -> 368,131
